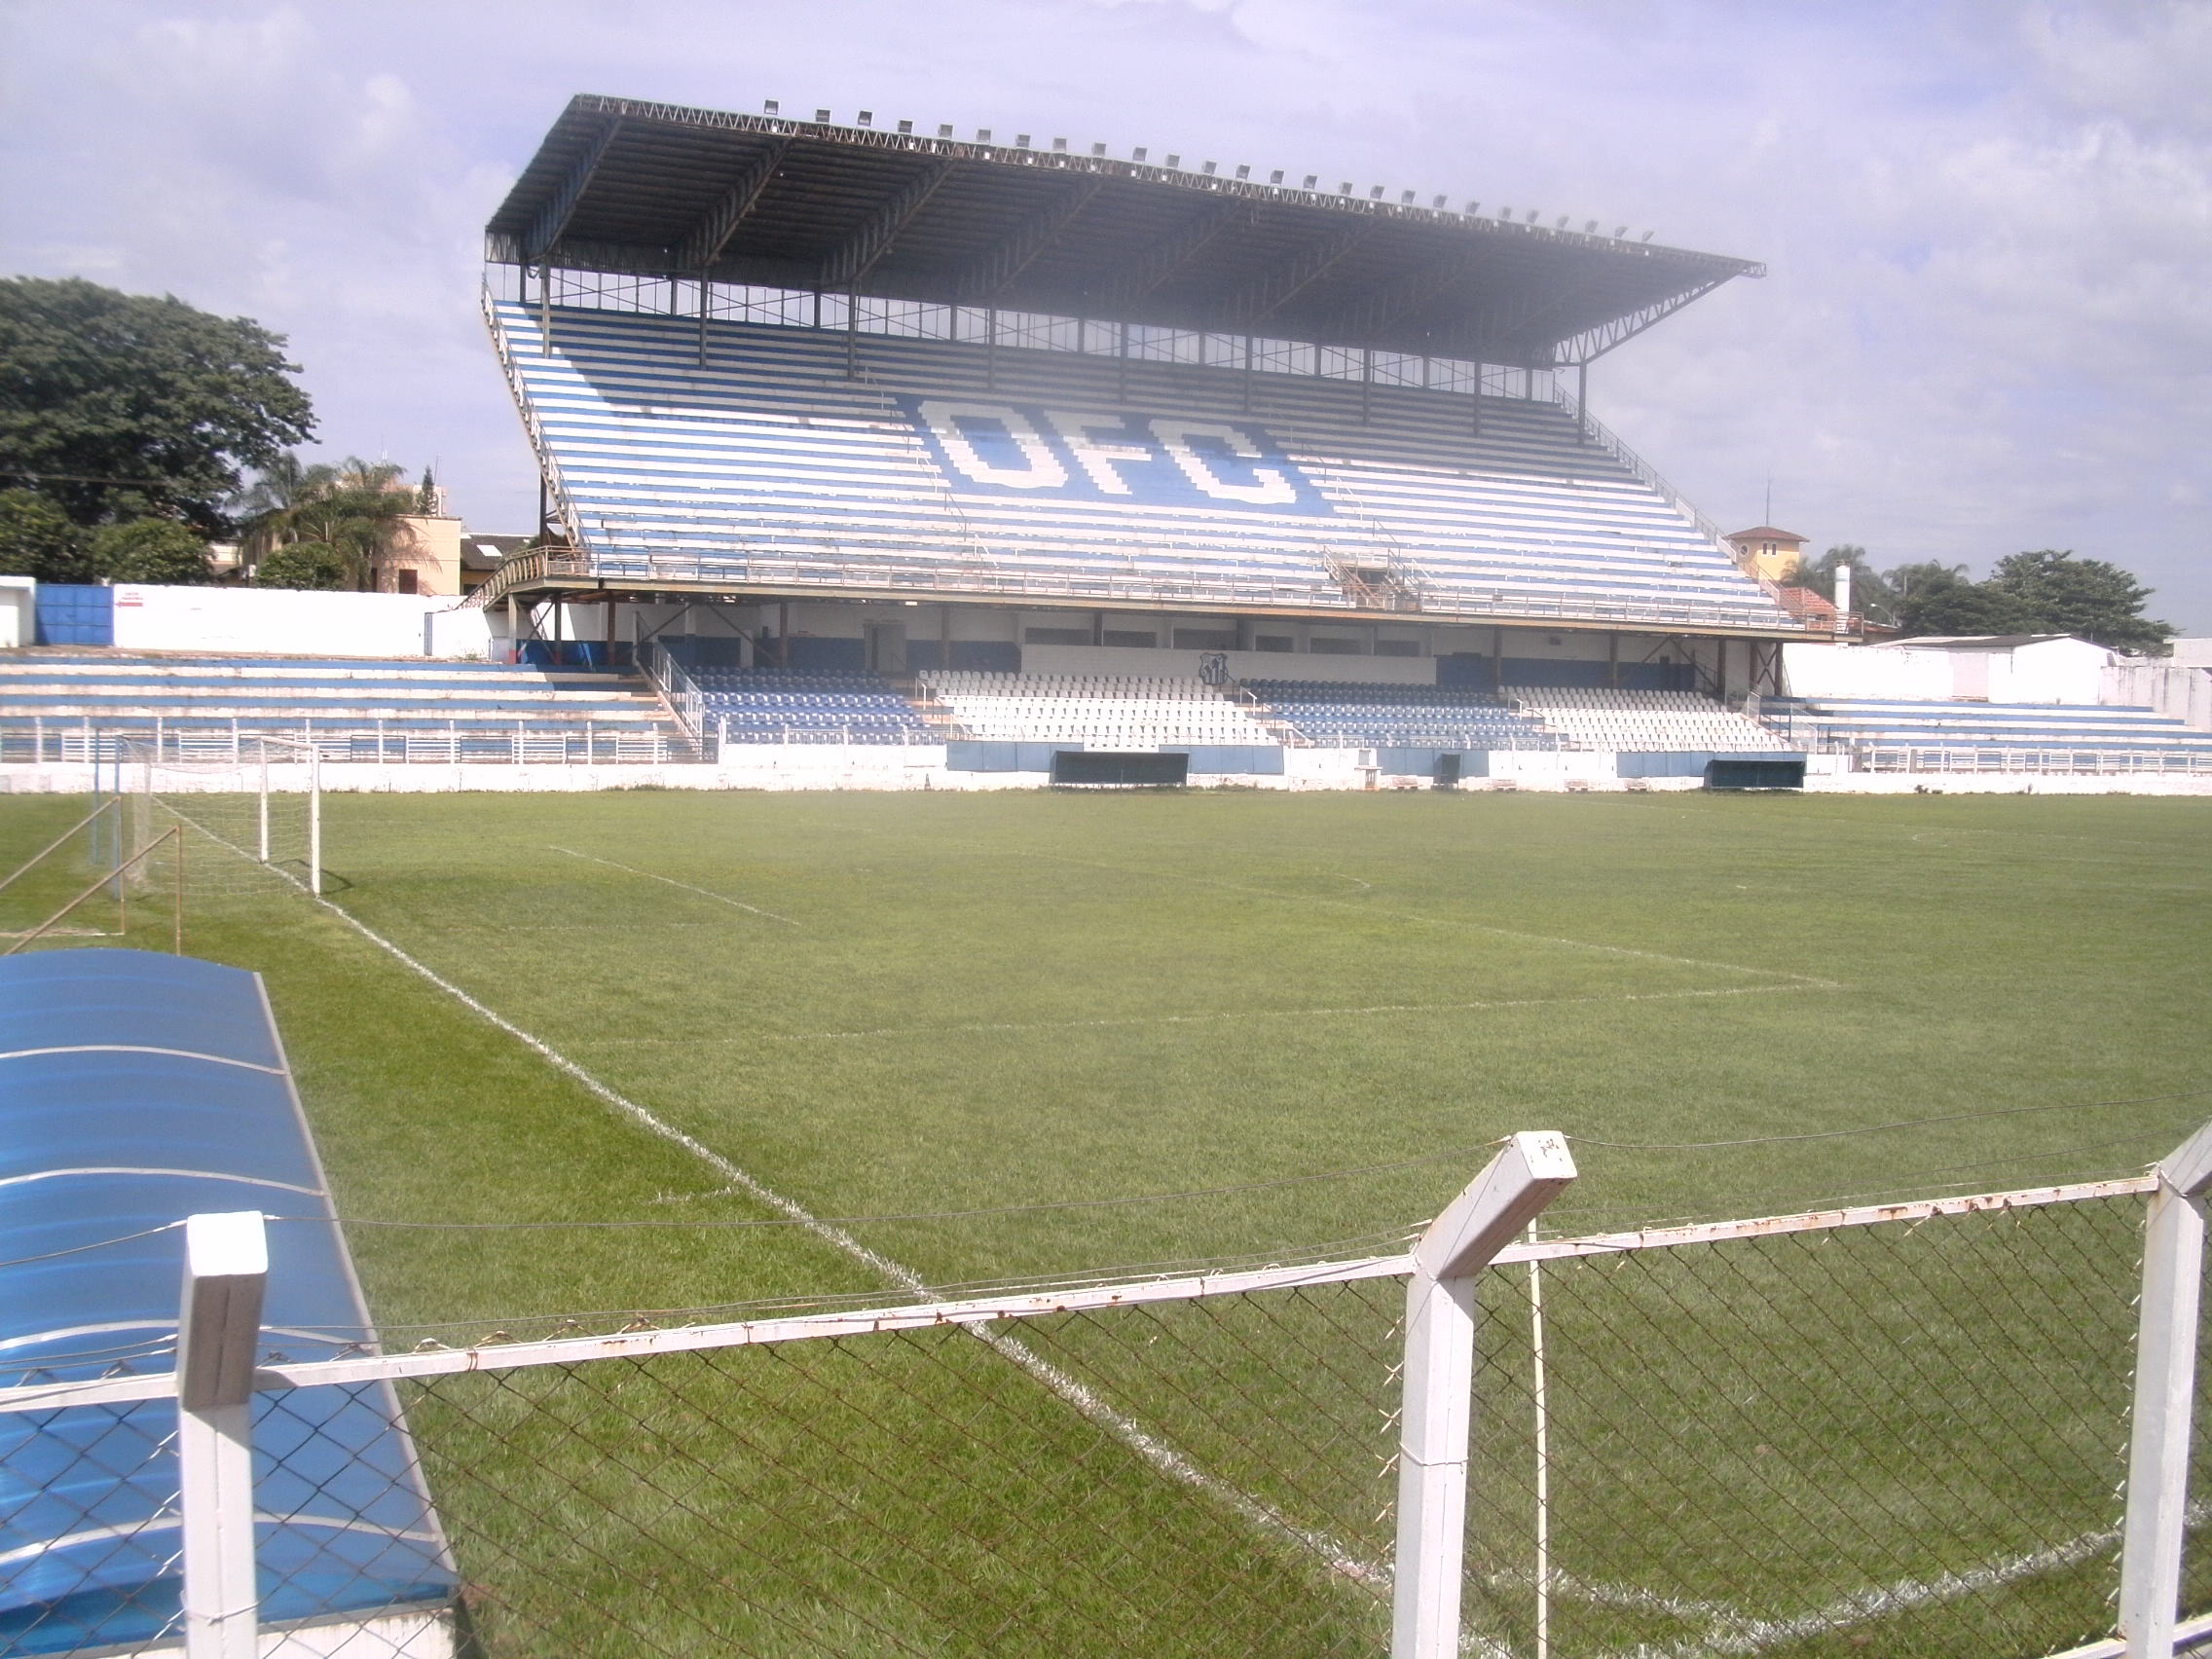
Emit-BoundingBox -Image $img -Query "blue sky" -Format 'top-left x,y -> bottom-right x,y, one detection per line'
3,0 -> 2205,630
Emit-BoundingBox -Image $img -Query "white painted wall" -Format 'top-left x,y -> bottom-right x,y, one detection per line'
107,584 -> 484,658
1983,638 -> 2112,704
2105,661 -> 2212,730
425,608 -> 492,659
1781,644 -> 1957,700
1783,638 -> 2113,704
0,576 -> 31,648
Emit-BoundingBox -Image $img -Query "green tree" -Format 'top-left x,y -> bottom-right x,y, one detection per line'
0,276 -> 314,534
0,487 -> 95,581
1985,549 -> 2173,654
240,455 -> 417,589
89,517 -> 216,585
1900,580 -> 2040,637
1885,561 -> 1971,604
251,541 -> 347,590
415,465 -> 439,515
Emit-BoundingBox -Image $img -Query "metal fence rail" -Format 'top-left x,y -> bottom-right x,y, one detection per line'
1857,744 -> 2212,776
2,719 -> 697,766
11,1134 -> 2212,1659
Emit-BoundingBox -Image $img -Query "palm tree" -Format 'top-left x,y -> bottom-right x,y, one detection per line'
239,456 -> 419,589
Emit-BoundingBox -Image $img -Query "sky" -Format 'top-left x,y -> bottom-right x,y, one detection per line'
3,0 -> 2206,630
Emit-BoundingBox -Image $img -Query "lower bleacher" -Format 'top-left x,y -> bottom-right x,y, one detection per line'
1513,688 -> 1788,753
0,650 -> 690,762
1239,680 -> 1559,750
921,673 -> 1277,748
1769,697 -> 2212,763
693,669 -> 932,744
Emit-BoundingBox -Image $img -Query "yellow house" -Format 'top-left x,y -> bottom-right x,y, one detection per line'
1723,526 -> 1810,584
373,514 -> 463,596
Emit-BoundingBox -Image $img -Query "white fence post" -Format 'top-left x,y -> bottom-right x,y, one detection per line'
177,1210 -> 268,1659
307,746 -> 322,897
1392,1131 -> 1577,1659
2120,1121 -> 2212,1658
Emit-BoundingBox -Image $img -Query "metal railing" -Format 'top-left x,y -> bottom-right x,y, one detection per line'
468,542 -> 1803,636
1856,744 -> 2212,776
713,719 -> 942,747
1543,378 -> 1855,637
638,638 -> 707,740
14,1128 -> 2212,1657
2,719 -> 697,767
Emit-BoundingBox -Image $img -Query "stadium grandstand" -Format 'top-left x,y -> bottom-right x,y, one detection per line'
4,95 -> 2204,792
446,92 -> 1833,781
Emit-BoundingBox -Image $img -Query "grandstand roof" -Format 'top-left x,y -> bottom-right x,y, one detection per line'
488,94 -> 1763,368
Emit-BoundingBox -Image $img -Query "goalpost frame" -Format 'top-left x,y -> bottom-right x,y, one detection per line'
130,733 -> 323,898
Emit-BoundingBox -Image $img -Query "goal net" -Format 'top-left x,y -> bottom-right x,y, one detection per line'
125,735 -> 323,900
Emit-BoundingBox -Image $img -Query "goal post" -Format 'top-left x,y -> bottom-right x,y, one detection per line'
127,734 -> 324,899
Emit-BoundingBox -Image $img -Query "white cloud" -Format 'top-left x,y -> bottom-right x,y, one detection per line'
2,0 -> 2205,626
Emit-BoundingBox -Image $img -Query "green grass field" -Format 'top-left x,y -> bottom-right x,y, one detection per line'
7,788 -> 2210,1656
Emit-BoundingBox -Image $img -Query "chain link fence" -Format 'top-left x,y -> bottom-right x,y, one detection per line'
9,1164 -> 2206,1658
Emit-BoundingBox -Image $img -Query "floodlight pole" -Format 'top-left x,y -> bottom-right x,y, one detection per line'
177,1211 -> 268,1659
2120,1119 -> 2212,1658
1392,1132 -> 1577,1659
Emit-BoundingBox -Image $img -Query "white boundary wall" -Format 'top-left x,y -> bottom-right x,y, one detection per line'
0,575 -> 32,649
2105,660 -> 2212,731
15,749 -> 2212,796
1784,638 -> 2120,705
104,585 -> 489,659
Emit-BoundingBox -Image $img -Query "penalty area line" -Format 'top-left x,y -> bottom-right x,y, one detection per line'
549,846 -> 798,925
1011,850 -> 1840,990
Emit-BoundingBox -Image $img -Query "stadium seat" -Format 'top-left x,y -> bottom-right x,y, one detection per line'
487,301 -> 1793,632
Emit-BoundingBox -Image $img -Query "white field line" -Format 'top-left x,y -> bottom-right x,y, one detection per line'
164,804 -> 1383,1593
1009,850 -> 1841,989
549,845 -> 798,925
574,982 -> 1825,1048
1613,1497 -> 2212,1659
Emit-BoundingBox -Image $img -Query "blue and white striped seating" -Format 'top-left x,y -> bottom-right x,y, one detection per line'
690,669 -> 931,744
0,652 -> 681,752
1513,688 -> 1788,753
920,672 -> 1274,747
1241,680 -> 1558,750
1768,697 -> 2212,757
489,301 -> 1791,632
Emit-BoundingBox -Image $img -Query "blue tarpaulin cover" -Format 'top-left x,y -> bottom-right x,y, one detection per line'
0,949 -> 457,1654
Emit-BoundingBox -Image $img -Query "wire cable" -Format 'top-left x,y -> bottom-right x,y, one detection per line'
1566,1086 -> 2211,1152
0,1221 -> 183,1270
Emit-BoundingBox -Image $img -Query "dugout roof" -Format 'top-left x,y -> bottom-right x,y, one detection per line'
488,94 -> 1762,368
0,948 -> 458,1650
